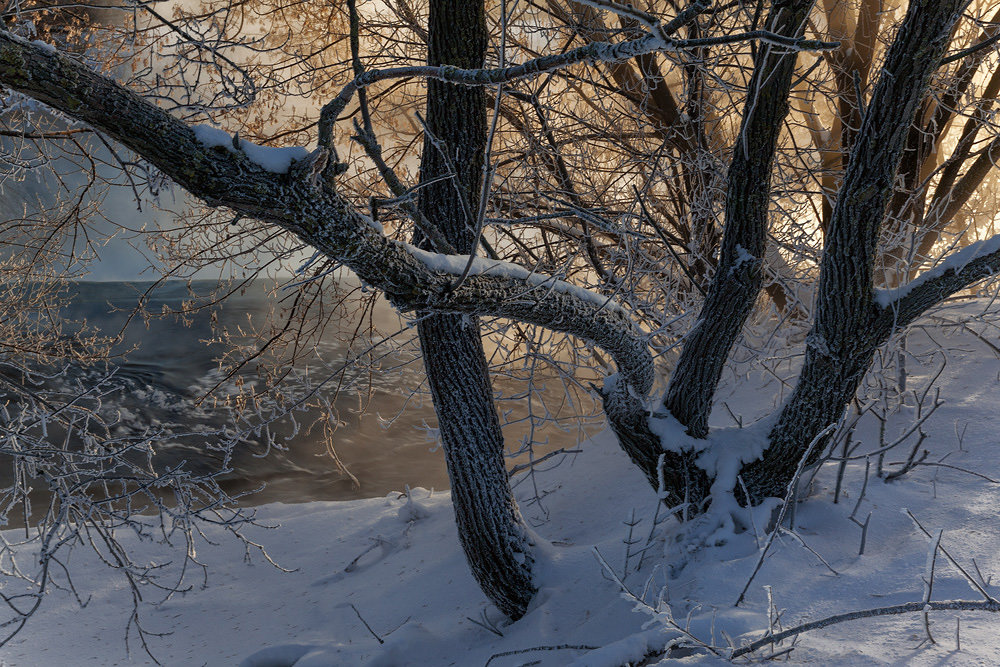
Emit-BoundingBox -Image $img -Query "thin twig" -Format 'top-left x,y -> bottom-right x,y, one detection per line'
350,603 -> 384,645
736,424 -> 835,606
484,644 -> 599,666
905,510 -> 998,603
732,599 -> 1000,658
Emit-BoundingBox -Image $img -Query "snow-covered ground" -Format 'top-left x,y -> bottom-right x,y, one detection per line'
6,301 -> 1000,666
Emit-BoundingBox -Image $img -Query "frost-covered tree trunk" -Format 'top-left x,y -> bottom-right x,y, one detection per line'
414,0 -> 535,620
658,0 -> 815,502
657,0 -> 972,505
741,0 -> 968,502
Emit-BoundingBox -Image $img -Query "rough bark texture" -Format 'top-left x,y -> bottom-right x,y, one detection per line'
742,0 -> 967,502
603,379 -> 699,508
414,0 -> 535,620
658,1 -> 815,503
663,0 -> 813,440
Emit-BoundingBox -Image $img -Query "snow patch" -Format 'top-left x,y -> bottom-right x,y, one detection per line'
30,39 -> 56,55
191,124 -> 236,150
397,487 -> 433,522
696,421 -> 771,487
191,124 -> 311,174
238,643 -> 320,667
650,412 -> 777,535
648,411 -> 700,455
733,243 -> 756,269
648,412 -> 773,482
569,628 -> 676,666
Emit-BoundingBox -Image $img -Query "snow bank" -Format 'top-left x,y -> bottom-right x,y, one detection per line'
7,301 -> 1000,666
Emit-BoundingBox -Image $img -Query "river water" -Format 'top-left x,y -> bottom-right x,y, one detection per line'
31,280 -> 595,505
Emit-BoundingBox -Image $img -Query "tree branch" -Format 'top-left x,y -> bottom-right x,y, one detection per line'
316,27 -> 838,148
942,29 -> 1000,64
741,0 -> 968,503
0,30 -> 654,399
663,0 -> 816,439
731,598 -> 1000,659
877,234 -> 1000,329
574,0 -> 708,36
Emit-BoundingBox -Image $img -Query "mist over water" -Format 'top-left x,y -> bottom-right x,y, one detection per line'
0,159 -> 594,504
50,280 -> 453,504
30,279 -> 596,506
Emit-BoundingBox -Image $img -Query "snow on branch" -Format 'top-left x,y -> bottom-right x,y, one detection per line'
192,124 -> 309,174
876,233 -> 1000,327
405,245 -> 623,314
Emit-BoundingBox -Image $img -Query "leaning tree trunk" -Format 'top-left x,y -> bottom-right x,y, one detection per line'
741,0 -> 966,503
650,0 -> 816,506
414,0 -> 535,620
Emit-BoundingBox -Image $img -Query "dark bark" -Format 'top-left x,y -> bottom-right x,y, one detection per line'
414,0 -> 535,620
418,314 -> 536,619
742,0 -> 967,502
657,1 -> 816,503
664,0 -> 814,440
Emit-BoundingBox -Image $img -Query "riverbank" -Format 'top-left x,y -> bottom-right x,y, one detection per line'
6,301 -> 1000,665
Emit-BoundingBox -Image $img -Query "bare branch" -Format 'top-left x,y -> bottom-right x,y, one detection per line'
731,598 -> 1000,659
0,30 -> 655,397
878,235 -> 1000,329
316,27 -> 838,148
942,28 -> 1000,64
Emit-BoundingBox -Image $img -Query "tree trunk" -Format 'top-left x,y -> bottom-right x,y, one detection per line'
418,314 -> 535,619
415,0 -> 535,620
743,0 -> 966,503
654,1 -> 815,505
663,0 -> 814,441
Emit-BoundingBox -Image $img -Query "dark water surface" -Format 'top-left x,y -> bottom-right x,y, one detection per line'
46,281 -> 591,505
56,280 -> 450,505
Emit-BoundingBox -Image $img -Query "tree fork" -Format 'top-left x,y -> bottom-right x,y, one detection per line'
653,1 -> 815,505
743,0 -> 968,503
